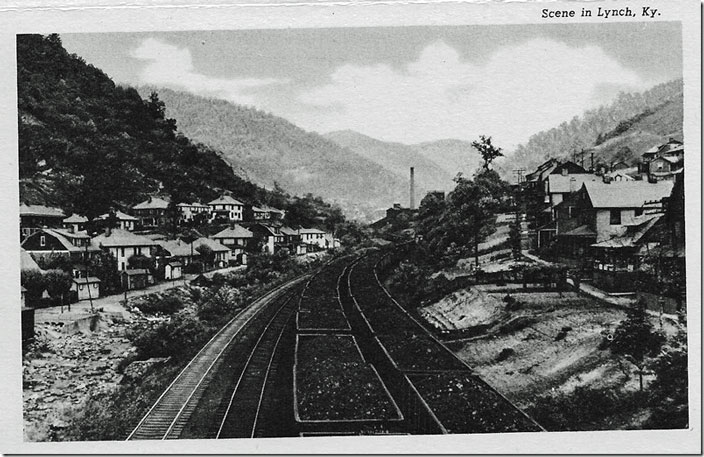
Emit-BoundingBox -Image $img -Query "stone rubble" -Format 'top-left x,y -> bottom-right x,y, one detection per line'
22,312 -> 142,441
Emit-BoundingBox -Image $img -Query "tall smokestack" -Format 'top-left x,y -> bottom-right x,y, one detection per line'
410,167 -> 415,210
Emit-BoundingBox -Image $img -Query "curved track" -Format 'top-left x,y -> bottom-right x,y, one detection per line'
126,277 -> 306,441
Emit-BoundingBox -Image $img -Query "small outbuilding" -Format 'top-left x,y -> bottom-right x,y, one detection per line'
121,268 -> 153,290
164,260 -> 183,280
71,276 -> 101,301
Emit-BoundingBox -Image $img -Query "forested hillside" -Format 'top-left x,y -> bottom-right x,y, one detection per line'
137,87 -> 410,220
17,34 -> 350,228
17,34 -> 268,218
498,79 -> 683,178
324,130 -> 456,193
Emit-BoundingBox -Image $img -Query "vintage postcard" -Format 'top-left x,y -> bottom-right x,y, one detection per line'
0,0 -> 700,453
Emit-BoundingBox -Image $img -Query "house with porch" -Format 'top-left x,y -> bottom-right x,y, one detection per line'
91,228 -> 157,271
193,237 -> 231,269
132,196 -> 170,228
211,225 -> 254,263
62,214 -> 88,233
155,239 -> 197,267
208,195 -> 244,223
95,210 -> 138,231
554,179 -> 674,268
20,204 -> 65,241
299,228 -> 330,250
177,202 -> 211,224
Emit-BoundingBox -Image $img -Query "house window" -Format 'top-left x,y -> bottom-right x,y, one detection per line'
79,284 -> 84,291
120,247 -> 125,257
40,235 -> 46,247
136,247 -> 141,255
93,284 -> 98,289
609,209 -> 622,225
635,208 -> 644,217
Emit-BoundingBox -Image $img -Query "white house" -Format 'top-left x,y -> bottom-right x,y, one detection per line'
91,229 -> 157,271
62,214 -> 88,233
177,202 -> 210,223
211,225 -> 254,262
299,228 -> 329,250
208,195 -> 244,222
95,210 -> 138,231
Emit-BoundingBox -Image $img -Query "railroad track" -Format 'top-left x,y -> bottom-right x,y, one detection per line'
216,288 -> 300,439
126,276 -> 306,441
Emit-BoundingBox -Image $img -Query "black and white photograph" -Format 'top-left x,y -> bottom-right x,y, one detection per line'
1,0 -> 700,453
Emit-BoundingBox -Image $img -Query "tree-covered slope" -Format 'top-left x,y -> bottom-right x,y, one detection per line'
498,79 -> 683,178
17,34 -> 268,219
137,87 -> 410,219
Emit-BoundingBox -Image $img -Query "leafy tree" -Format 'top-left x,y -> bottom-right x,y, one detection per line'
44,269 -> 74,308
196,244 -> 215,270
127,254 -> 155,273
21,269 -> 45,304
88,249 -> 121,294
646,312 -> 688,429
472,135 -> 503,170
611,300 -> 665,391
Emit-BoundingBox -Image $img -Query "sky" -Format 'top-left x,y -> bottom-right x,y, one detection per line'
61,23 -> 682,148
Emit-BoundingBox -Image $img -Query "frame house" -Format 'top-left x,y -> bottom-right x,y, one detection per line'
208,195 -> 244,223
20,204 -> 65,241
554,179 -> 674,269
211,225 -> 254,263
132,196 -> 170,228
91,228 -> 157,271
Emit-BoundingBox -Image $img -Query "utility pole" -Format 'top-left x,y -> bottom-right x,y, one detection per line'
84,240 -> 93,313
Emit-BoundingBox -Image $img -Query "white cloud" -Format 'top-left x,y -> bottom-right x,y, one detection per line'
131,38 -> 285,105
298,39 -> 647,145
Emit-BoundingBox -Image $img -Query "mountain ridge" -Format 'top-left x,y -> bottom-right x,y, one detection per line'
138,87 -> 411,221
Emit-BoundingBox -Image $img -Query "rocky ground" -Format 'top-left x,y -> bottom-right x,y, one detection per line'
21,287 -> 187,441
22,313 -> 138,441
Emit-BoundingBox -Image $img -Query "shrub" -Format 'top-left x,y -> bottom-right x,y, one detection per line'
132,294 -> 185,315
130,313 -> 211,361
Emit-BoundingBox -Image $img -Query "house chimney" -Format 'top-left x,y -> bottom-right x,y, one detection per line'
410,167 -> 415,210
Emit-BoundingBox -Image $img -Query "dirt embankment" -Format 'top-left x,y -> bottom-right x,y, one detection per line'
434,289 -> 668,417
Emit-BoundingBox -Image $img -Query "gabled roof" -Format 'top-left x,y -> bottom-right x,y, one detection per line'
547,174 -> 599,194
252,205 -> 284,214
96,210 -> 138,221
208,195 -> 244,206
156,239 -> 194,257
49,228 -> 90,239
25,228 -> 96,253
299,228 -> 327,234
653,156 -> 683,164
561,225 -> 597,237
176,202 -> 210,208
20,249 -> 41,271
194,237 -> 231,252
132,197 -> 170,210
591,216 -> 662,249
63,213 -> 88,224
582,180 -> 674,209
280,226 -> 298,236
73,276 -> 101,284
92,229 -> 157,247
212,225 -> 254,239
122,268 -> 150,276
20,204 -> 65,218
